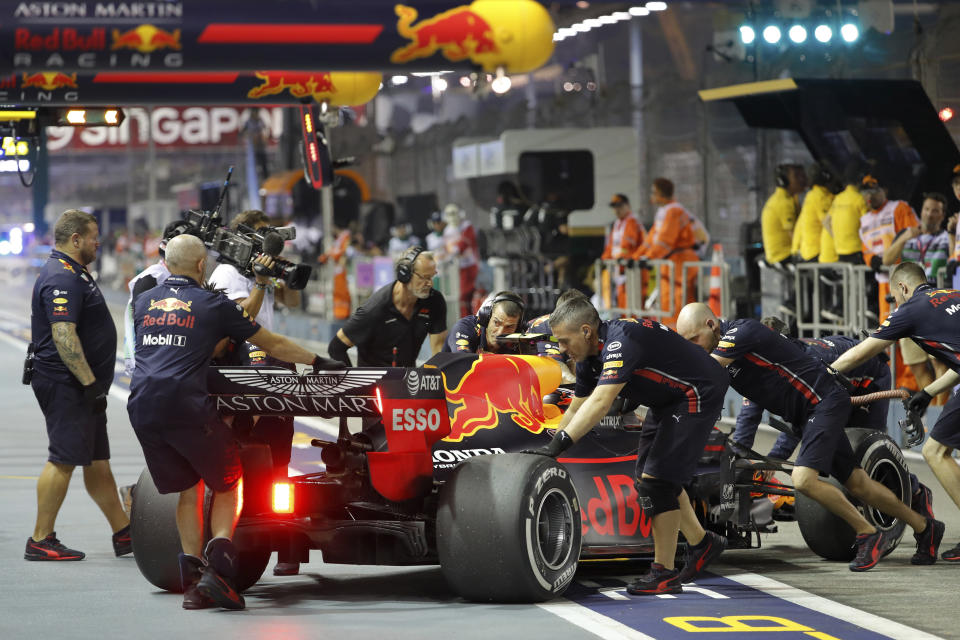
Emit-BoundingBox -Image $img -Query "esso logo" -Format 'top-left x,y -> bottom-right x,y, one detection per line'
392,407 -> 441,432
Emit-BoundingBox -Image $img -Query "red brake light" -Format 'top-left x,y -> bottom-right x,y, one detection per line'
374,386 -> 383,413
272,482 -> 293,514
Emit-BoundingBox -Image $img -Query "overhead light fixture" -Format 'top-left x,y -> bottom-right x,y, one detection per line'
645,1 -> 667,10
739,25 -> 756,44
571,22 -> 590,32
814,24 -> 832,43
840,23 -> 859,42
628,6 -> 650,17
940,107 -> 955,123
788,25 -> 807,43
583,18 -> 602,28
558,27 -> 576,37
491,67 -> 511,95
612,11 -> 631,20
598,15 -> 617,24
391,74 -> 408,85
762,25 -> 782,44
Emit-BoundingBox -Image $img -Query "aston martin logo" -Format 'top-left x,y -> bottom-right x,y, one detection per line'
219,368 -> 388,395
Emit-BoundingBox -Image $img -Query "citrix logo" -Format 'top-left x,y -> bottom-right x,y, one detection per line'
142,334 -> 186,347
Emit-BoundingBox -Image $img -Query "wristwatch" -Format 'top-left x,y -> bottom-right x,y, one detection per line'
254,282 -> 268,290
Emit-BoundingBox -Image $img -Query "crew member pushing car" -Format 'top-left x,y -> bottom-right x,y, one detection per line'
527,296 -> 729,595
328,247 -> 447,367
677,302 -> 944,571
830,261 -> 960,562
26,209 -> 131,562
443,290 -> 524,355
127,234 -> 343,610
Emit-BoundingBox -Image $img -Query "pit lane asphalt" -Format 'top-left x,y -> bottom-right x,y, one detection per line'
0,279 -> 957,640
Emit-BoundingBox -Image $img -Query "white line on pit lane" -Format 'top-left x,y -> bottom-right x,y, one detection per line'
725,573 -> 943,640
536,599 -> 657,640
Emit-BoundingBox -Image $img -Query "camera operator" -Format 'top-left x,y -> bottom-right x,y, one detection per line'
207,208 -> 303,577
127,234 -> 343,610
208,209 -> 300,323
25,209 -> 131,562
329,247 -> 447,367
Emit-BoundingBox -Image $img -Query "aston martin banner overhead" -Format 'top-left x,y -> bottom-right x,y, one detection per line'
2,1 -> 555,75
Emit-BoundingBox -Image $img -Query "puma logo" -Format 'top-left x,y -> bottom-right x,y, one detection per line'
672,414 -> 681,423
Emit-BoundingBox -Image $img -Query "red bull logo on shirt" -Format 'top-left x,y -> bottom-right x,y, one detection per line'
148,298 -> 192,313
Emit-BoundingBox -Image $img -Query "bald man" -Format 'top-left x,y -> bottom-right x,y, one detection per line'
128,234 -> 343,610
677,302 -> 943,571
831,261 -> 960,561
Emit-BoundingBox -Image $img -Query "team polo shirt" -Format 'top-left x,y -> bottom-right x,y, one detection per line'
128,275 -> 260,430
712,319 -> 839,425
575,318 -> 728,411
442,314 -> 520,354
799,335 -> 888,391
31,250 -> 117,385
761,187 -> 798,264
341,282 -> 446,367
872,284 -> 960,371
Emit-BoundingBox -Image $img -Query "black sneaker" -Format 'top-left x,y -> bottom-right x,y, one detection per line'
678,531 -> 727,583
849,530 -> 887,572
911,518 -> 945,565
179,554 -> 214,610
197,538 -> 245,610
911,483 -> 935,521
941,541 -> 960,562
273,561 -> 300,576
626,563 -> 682,595
112,525 -> 132,557
24,533 -> 85,561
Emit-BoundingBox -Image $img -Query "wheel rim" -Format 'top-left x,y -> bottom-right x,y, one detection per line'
535,488 -> 575,570
866,458 -> 903,530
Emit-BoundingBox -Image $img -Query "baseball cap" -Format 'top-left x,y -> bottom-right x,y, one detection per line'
609,193 -> 629,207
429,211 -> 443,223
860,174 -> 880,189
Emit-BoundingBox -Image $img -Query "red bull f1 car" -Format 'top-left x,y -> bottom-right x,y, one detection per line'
130,349 -> 912,602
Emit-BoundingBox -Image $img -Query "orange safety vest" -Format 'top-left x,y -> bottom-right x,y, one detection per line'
859,200 -> 918,283
633,201 -> 699,327
602,213 -> 645,259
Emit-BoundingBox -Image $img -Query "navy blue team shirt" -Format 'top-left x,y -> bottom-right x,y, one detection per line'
128,275 -> 260,430
712,319 -> 841,425
442,314 -> 519,354
576,318 -> 727,412
800,335 -> 889,391
526,313 -> 565,362
872,284 -> 960,370
31,250 -> 117,385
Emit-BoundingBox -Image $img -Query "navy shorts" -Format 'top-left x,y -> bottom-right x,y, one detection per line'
930,388 -> 960,449
32,374 -> 110,466
794,389 -> 858,483
634,395 -> 723,486
133,416 -> 242,495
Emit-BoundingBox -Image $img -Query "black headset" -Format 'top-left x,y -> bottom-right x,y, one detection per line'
775,164 -> 791,189
395,246 -> 425,284
477,291 -> 525,328
810,162 -> 834,187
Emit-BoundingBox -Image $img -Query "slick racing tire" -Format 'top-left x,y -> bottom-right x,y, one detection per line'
437,453 -> 581,603
796,428 -> 910,561
130,467 -> 185,593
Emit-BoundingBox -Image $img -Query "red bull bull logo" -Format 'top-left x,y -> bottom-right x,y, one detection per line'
21,71 -> 78,91
391,4 -> 498,64
147,298 -> 193,313
247,71 -> 337,101
444,355 -> 561,442
111,25 -> 181,53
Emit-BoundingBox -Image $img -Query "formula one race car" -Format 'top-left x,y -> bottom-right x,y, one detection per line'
130,350 -> 913,602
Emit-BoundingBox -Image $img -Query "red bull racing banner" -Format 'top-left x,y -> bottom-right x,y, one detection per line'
2,1 -> 555,74
0,69 -> 383,107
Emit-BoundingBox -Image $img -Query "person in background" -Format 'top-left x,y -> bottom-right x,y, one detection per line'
761,164 -> 806,267
387,221 -> 422,260
318,222 -> 352,320
601,193 -> 644,310
945,165 -> 960,288
632,178 -> 700,328
443,204 -> 479,317
425,211 -> 448,263
823,164 -> 868,266
793,163 -> 836,264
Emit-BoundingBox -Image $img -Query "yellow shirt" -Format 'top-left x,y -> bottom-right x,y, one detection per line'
793,185 -> 833,261
829,185 -> 868,256
761,187 -> 797,263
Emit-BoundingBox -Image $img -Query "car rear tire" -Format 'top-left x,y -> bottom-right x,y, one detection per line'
437,453 -> 582,602
796,428 -> 910,561
130,467 -> 185,593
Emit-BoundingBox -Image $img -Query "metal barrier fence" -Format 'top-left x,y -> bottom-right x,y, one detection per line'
592,258 -> 731,321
